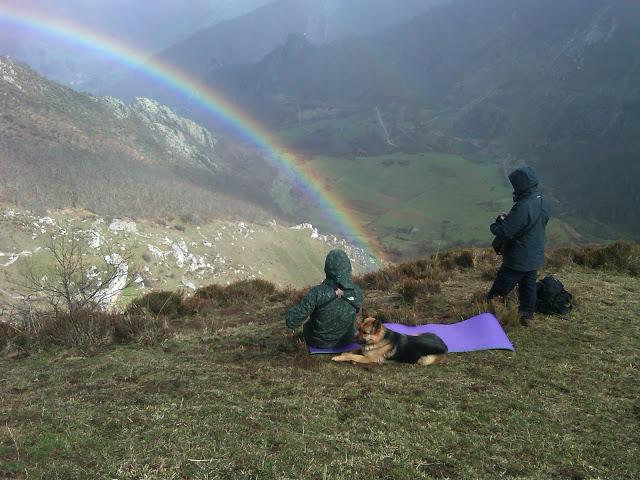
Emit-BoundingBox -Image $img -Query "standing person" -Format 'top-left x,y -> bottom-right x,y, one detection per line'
488,166 -> 550,326
285,249 -> 363,348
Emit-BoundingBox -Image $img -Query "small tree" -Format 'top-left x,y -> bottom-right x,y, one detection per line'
19,230 -> 133,316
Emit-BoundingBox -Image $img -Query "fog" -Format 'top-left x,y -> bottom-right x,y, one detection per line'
1,0 -> 272,51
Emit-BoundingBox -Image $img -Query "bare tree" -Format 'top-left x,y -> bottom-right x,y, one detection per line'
18,230 -> 133,316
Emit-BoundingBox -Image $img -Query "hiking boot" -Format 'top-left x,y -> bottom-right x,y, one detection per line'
519,313 -> 534,327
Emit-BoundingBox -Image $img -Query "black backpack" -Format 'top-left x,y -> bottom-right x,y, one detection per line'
536,276 -> 573,315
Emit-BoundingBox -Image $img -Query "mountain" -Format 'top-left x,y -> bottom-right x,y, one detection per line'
0,58 -> 377,293
0,0 -> 272,90
156,0 -> 449,77
111,0 -> 448,103
204,0 -> 640,240
0,56 -> 276,222
376,0 -> 640,237
207,33 -> 402,124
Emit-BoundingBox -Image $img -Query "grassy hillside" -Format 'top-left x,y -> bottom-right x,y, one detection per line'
1,244 -> 639,478
0,206 -> 377,310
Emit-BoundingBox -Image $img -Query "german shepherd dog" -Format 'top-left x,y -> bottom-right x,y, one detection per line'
332,317 -> 448,366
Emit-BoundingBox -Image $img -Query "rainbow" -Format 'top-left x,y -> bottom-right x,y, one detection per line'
0,5 -> 385,264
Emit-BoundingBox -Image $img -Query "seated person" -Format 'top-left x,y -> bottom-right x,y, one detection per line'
285,249 -> 363,348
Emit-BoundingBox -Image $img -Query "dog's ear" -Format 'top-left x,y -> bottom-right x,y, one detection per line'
371,317 -> 382,332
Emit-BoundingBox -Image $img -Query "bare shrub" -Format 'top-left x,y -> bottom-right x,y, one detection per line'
437,249 -> 476,271
454,250 -> 475,269
111,314 -> 168,346
544,242 -> 640,275
397,259 -> 434,279
127,290 -> 186,317
355,268 -> 404,291
18,230 -> 132,316
224,279 -> 278,303
454,290 -> 520,331
475,248 -> 498,266
267,286 -> 297,303
572,241 -> 640,276
397,278 -> 441,304
193,279 -> 279,308
181,296 -> 215,316
179,212 -> 201,225
480,265 -> 499,281
194,283 -> 226,301
1,309 -> 168,354
545,247 -> 575,270
36,309 -> 119,351
373,304 -> 419,325
0,322 -> 28,353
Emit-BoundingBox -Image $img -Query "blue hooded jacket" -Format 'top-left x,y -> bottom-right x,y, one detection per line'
491,166 -> 550,271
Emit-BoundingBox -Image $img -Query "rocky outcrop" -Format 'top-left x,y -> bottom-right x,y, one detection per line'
0,57 -> 23,91
91,95 -> 220,170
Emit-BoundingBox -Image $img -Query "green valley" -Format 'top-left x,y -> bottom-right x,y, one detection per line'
289,153 -> 578,258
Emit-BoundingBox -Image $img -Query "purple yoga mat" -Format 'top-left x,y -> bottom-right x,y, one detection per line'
308,313 -> 514,354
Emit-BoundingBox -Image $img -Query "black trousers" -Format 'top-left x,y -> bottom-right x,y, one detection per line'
487,265 -> 537,316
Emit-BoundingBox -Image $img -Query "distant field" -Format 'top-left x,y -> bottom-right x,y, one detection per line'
304,152 -> 582,258
306,153 -> 511,256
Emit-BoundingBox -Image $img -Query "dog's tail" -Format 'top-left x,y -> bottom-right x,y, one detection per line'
418,354 -> 446,366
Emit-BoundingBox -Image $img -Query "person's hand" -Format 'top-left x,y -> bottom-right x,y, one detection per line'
335,288 -> 344,298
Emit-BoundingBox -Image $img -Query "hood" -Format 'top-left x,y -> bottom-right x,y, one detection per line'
324,249 -> 354,289
509,166 -> 539,200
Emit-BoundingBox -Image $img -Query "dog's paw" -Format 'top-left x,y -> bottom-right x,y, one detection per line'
331,354 -> 350,362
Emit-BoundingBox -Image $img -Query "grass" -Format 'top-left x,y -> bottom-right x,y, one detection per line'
1,246 -> 639,479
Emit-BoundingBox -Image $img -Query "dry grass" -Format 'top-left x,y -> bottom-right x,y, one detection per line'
0,310 -> 169,355
545,241 -> 640,275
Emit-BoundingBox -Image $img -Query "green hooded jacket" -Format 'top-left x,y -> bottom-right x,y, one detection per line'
285,249 -> 363,348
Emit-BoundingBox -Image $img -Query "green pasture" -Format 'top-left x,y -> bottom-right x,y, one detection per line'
308,153 -> 512,255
